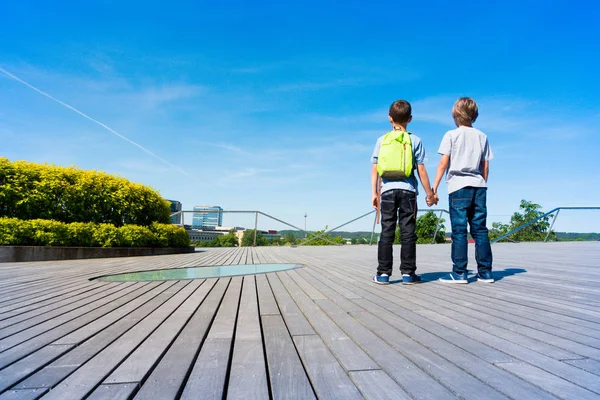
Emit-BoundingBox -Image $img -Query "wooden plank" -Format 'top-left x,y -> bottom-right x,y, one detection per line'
0,282 -> 104,321
53,282 -> 173,345
0,282 -> 146,339
8,282 -> 182,391
427,285 -> 600,344
0,281 -> 100,313
496,362 -> 600,400
132,278 -> 230,400
255,274 -> 280,316
349,370 -> 411,400
0,345 -> 74,393
279,270 -> 379,371
302,256 -> 515,363
179,277 -> 243,400
38,280 -> 196,400
227,276 -> 269,399
415,309 -> 600,394
0,388 -> 47,400
104,279 -> 213,384
266,273 -> 315,336
293,335 -> 363,400
299,248 -> 600,399
0,282 -> 157,369
351,300 -> 559,400
86,384 -> 137,400
0,282 -> 138,350
394,285 -> 600,360
298,268 -> 364,313
315,300 -> 456,400
261,315 -> 315,400
563,358 -> 600,375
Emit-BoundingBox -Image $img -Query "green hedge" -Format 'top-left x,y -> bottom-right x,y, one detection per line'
0,217 -> 190,248
0,158 -> 170,226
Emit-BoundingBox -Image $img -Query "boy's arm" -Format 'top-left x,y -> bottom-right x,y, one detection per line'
481,160 -> 489,182
371,164 -> 379,209
432,155 -> 450,194
416,164 -> 435,200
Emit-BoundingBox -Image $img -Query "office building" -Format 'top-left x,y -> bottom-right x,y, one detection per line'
192,205 -> 223,229
167,199 -> 182,225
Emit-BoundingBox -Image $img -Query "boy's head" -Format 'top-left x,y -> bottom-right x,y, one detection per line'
452,97 -> 479,127
388,100 -> 412,127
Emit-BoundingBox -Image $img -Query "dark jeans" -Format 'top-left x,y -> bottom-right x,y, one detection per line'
449,186 -> 493,275
378,189 -> 417,276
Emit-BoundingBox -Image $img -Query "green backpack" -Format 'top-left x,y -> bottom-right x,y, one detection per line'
377,130 -> 413,180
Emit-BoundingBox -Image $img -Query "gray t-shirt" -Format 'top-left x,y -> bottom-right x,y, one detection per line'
371,133 -> 426,195
438,126 -> 493,194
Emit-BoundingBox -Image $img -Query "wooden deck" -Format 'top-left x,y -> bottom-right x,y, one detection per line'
0,242 -> 599,400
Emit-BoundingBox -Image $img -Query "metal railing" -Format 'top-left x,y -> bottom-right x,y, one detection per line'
173,208 -> 452,247
173,206 -> 599,247
170,210 -> 341,246
491,206 -> 600,243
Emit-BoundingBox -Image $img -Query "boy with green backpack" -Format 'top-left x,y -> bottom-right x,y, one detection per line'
371,100 -> 437,285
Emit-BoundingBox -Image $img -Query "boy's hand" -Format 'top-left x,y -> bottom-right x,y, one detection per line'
426,193 -> 439,207
426,195 -> 433,207
372,195 -> 379,209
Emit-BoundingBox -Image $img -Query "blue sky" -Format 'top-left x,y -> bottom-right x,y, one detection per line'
1,0 -> 599,233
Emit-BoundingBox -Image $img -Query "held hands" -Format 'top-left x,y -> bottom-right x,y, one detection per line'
426,190 -> 439,207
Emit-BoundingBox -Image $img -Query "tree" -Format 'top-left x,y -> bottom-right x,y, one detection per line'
284,232 -> 296,245
501,200 -> 555,242
299,226 -> 345,246
416,211 -> 446,244
217,229 -> 238,247
489,221 -> 510,242
240,229 -> 268,246
394,211 -> 446,244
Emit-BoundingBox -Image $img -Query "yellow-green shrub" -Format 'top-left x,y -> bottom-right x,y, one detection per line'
0,217 -> 190,248
150,222 -> 191,247
0,158 -> 170,226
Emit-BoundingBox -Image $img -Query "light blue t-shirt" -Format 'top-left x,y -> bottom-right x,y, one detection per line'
371,132 -> 426,195
438,126 -> 494,194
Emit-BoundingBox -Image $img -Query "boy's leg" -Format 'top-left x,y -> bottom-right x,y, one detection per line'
449,187 -> 472,276
469,188 -> 493,274
377,190 -> 399,276
397,190 -> 417,275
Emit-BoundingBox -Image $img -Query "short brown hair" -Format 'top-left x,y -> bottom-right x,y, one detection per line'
452,97 -> 479,125
389,100 -> 412,124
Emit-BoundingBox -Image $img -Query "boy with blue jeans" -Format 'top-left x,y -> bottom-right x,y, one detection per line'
432,97 -> 494,283
371,100 -> 436,285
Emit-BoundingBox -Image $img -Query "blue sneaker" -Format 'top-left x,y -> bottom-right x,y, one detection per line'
477,271 -> 494,283
439,272 -> 468,284
402,274 -> 422,285
372,274 -> 390,285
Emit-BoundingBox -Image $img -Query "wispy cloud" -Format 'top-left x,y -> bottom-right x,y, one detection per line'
227,167 -> 276,179
269,78 -> 375,92
185,141 -> 250,155
404,95 -> 593,141
131,84 -> 206,109
0,65 -> 195,178
115,159 -> 174,174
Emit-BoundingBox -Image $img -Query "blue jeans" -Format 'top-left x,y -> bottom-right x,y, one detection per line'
449,187 -> 493,275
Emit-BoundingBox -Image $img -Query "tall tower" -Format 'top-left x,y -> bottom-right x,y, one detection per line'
192,206 -> 223,229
